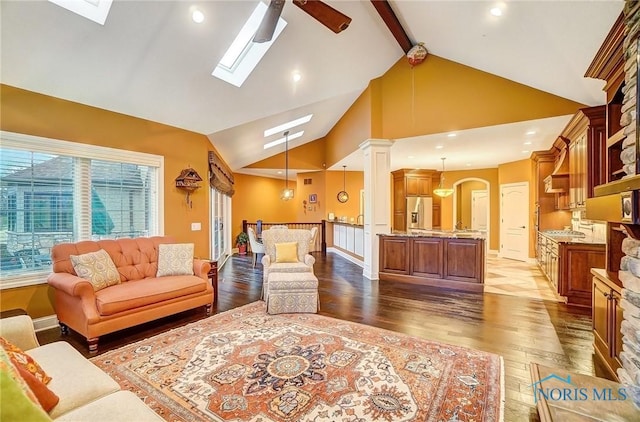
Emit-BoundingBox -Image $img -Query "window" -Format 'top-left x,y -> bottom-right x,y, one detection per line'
0,131 -> 164,288
212,1 -> 287,87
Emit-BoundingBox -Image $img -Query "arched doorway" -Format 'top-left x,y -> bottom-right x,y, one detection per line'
452,178 -> 490,250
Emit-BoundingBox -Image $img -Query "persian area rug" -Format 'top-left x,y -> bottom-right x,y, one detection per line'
91,301 -> 504,421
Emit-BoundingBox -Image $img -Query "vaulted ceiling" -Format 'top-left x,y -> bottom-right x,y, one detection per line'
0,1 -> 624,176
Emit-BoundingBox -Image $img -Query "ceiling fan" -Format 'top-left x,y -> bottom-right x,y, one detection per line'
253,0 -> 352,43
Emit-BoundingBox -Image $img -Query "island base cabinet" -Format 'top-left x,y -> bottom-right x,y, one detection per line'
379,235 -> 484,292
380,237 -> 410,275
412,238 -> 444,278
445,240 -> 484,283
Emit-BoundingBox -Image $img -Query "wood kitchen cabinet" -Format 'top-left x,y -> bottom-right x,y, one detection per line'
379,234 -> 485,292
562,106 -> 606,209
558,243 -> 605,307
537,232 -> 604,307
591,268 -> 623,381
406,175 -> 431,196
391,169 -> 440,231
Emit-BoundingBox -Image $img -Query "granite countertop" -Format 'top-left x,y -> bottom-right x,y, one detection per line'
326,220 -> 364,227
379,230 -> 486,240
538,231 -> 606,245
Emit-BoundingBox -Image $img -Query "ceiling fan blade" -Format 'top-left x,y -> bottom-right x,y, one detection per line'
293,0 -> 352,34
253,0 -> 286,43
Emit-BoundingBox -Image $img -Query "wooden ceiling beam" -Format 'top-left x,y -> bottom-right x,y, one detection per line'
370,0 -> 413,54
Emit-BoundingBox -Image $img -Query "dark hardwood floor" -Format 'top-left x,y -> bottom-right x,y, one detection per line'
37,252 -> 599,422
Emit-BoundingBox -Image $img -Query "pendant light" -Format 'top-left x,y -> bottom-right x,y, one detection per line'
280,131 -> 294,200
433,157 -> 454,198
337,165 -> 349,203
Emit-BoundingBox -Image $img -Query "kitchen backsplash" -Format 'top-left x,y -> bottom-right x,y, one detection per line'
571,210 -> 606,242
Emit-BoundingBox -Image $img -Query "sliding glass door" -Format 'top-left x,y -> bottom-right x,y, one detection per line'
210,188 -> 231,264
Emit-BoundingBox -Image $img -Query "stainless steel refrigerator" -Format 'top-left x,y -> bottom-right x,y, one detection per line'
406,196 -> 433,230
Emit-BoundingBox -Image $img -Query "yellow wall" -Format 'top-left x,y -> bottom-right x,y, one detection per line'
0,84 -> 219,317
296,171 -> 327,223
324,171 -> 364,222
457,181 -> 487,229
380,55 -> 585,140
324,87 -> 373,167
231,173 -> 297,239
234,170 -> 363,237
443,168 -> 500,251
248,137 -> 326,170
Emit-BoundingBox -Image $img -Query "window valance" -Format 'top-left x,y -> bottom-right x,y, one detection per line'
208,151 -> 234,196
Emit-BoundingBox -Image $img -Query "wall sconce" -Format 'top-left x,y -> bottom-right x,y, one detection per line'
175,167 -> 202,208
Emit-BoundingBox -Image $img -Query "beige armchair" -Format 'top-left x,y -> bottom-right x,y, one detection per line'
261,228 -> 315,284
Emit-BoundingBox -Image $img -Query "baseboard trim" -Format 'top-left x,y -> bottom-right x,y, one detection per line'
327,247 -> 364,268
33,314 -> 59,332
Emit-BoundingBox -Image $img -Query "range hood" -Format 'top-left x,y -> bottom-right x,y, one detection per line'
544,146 -> 569,193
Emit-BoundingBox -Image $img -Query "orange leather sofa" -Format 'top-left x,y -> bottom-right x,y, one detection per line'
47,236 -> 213,353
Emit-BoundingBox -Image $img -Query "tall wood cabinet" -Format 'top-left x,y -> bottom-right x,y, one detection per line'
562,106 -> 606,209
592,269 -> 623,380
583,12 -> 627,383
392,169 -> 441,231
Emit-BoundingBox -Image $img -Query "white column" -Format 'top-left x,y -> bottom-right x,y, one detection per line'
359,139 -> 393,280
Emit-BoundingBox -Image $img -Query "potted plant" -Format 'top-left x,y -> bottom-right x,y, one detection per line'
236,232 -> 249,255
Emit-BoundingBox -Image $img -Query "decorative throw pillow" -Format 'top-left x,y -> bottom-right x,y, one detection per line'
0,337 -> 51,385
0,348 -> 51,422
69,249 -> 120,291
14,362 -> 59,412
275,242 -> 298,263
157,243 -> 194,277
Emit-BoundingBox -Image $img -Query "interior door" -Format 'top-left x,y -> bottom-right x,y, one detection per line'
500,182 -> 529,261
471,190 -> 488,231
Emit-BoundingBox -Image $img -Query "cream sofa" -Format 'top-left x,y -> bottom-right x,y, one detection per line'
0,315 -> 162,421
48,236 -> 213,353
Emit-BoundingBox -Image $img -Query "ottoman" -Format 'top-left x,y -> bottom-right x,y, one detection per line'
266,272 -> 319,314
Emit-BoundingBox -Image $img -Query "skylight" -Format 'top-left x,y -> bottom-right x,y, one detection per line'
48,0 -> 113,25
264,131 -> 304,150
264,114 -> 313,137
213,2 -> 287,87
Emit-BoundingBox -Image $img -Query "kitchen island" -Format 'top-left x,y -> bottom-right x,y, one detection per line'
378,231 -> 485,292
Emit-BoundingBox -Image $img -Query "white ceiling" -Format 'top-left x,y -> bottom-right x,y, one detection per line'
0,0 -> 624,176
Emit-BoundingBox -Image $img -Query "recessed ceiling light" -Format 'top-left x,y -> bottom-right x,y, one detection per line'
526,130 -> 536,135
277,171 -> 283,174
447,133 -> 457,138
292,71 -> 301,82
490,7 -> 503,17
264,114 -> 312,138
435,145 -> 444,149
192,9 -> 204,23
523,141 -> 532,145
264,131 -> 304,149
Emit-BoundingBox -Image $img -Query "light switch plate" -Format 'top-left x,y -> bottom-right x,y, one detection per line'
191,222 -> 201,231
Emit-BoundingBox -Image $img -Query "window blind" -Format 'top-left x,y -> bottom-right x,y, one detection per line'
0,131 -> 164,288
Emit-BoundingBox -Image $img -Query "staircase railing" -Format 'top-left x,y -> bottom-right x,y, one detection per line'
242,220 -> 326,254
